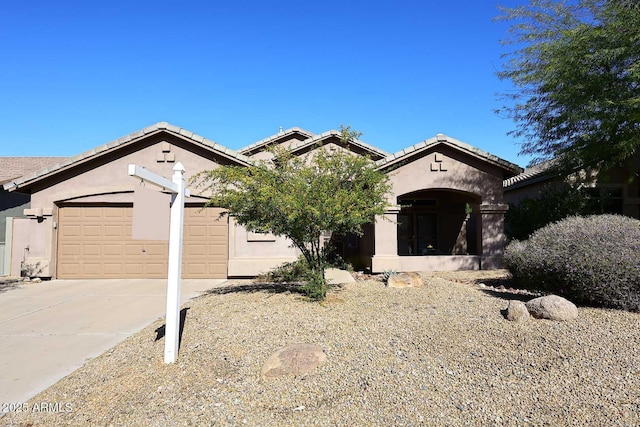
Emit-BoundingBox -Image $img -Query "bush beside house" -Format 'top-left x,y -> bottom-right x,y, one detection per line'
504,214 -> 640,312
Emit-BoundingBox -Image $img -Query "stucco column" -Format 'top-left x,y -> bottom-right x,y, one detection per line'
371,205 -> 401,273
477,203 -> 509,270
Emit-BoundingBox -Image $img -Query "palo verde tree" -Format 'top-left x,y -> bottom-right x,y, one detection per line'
496,0 -> 640,175
193,127 -> 391,300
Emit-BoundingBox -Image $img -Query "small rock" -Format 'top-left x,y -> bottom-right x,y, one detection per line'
31,277 -> 42,284
261,343 -> 327,380
387,272 -> 423,288
526,295 -> 578,321
506,300 -> 529,323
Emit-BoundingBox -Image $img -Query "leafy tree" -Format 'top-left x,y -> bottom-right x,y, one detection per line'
193,127 -> 391,300
496,0 -> 640,174
505,183 -> 610,240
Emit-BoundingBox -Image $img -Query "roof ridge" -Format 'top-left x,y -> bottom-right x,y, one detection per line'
238,127 -> 315,154
3,122 -> 252,191
375,134 -> 522,175
287,130 -> 391,158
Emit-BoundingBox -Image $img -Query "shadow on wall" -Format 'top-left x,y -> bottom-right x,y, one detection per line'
20,260 -> 44,278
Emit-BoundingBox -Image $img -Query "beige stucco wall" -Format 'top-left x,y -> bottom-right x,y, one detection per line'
384,146 -> 505,205
9,218 -> 30,276
15,131 -> 297,278
372,146 -> 509,273
227,217 -> 299,277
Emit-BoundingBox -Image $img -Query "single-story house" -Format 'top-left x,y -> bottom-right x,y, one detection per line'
503,156 -> 640,219
1,122 -> 522,279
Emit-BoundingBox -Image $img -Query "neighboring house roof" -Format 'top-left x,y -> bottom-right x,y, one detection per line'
503,158 -> 558,190
2,122 -> 253,192
375,133 -> 523,177
287,130 -> 390,160
239,127 -> 315,156
0,157 -> 68,185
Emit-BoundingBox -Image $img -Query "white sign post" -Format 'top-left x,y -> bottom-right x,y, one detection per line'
128,162 -> 189,364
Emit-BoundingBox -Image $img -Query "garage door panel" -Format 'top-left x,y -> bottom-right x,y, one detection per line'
103,264 -> 124,275
104,225 -> 126,237
208,225 -> 227,236
81,263 -> 102,275
104,244 -> 123,256
83,244 -> 101,256
58,263 -> 80,275
59,244 -> 80,256
61,225 -> 81,237
57,206 -> 227,279
143,243 -> 167,256
183,263 -> 206,276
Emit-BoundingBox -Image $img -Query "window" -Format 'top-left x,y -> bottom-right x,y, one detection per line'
397,212 -> 437,255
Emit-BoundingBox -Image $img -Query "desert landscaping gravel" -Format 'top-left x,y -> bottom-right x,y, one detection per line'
2,270 -> 639,426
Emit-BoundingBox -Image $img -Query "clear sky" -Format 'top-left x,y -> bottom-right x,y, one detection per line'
0,0 -> 533,167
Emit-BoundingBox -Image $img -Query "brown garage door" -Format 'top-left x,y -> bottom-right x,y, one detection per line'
57,205 -> 227,279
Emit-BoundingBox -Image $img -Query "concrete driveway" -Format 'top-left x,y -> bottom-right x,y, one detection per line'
0,278 -> 224,405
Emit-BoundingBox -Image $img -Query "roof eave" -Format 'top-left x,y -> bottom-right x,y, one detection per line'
238,127 -> 316,155
6,122 -> 252,191
375,135 -> 523,176
287,130 -> 390,159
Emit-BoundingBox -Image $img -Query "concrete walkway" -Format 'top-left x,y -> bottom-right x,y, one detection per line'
0,278 -> 224,405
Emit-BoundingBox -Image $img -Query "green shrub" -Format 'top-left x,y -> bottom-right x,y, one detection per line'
260,257 -> 311,283
259,256 -> 329,301
504,214 -> 640,311
298,270 -> 329,301
505,184 -> 610,241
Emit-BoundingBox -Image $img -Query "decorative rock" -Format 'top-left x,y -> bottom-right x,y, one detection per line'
325,268 -> 356,285
30,277 -> 43,284
506,300 -> 529,322
261,343 -> 327,380
525,295 -> 578,321
387,272 -> 423,288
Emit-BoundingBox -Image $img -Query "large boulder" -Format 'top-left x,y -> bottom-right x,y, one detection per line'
261,343 -> 327,380
506,300 -> 529,323
525,295 -> 578,321
387,272 -> 423,288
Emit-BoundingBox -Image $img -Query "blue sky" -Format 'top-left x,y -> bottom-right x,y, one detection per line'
0,0 -> 532,166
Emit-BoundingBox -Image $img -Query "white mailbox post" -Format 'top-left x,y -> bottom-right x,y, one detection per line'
128,162 -> 189,364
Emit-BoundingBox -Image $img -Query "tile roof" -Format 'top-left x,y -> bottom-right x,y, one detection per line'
286,130 -> 391,159
0,157 -> 68,185
239,127 -> 315,155
503,158 -> 557,189
375,134 -> 523,176
2,122 -> 253,191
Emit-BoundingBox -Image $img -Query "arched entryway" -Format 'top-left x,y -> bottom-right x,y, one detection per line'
396,189 -> 481,257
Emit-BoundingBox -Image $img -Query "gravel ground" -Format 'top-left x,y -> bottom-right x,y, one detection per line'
2,270 -> 639,426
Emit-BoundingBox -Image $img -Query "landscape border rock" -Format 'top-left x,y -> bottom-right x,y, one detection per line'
506,300 -> 529,322
526,295 -> 578,321
260,343 -> 327,380
387,272 -> 423,288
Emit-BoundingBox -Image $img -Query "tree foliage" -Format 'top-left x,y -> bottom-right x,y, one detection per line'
505,183 -> 612,240
192,127 -> 391,300
497,0 -> 640,174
